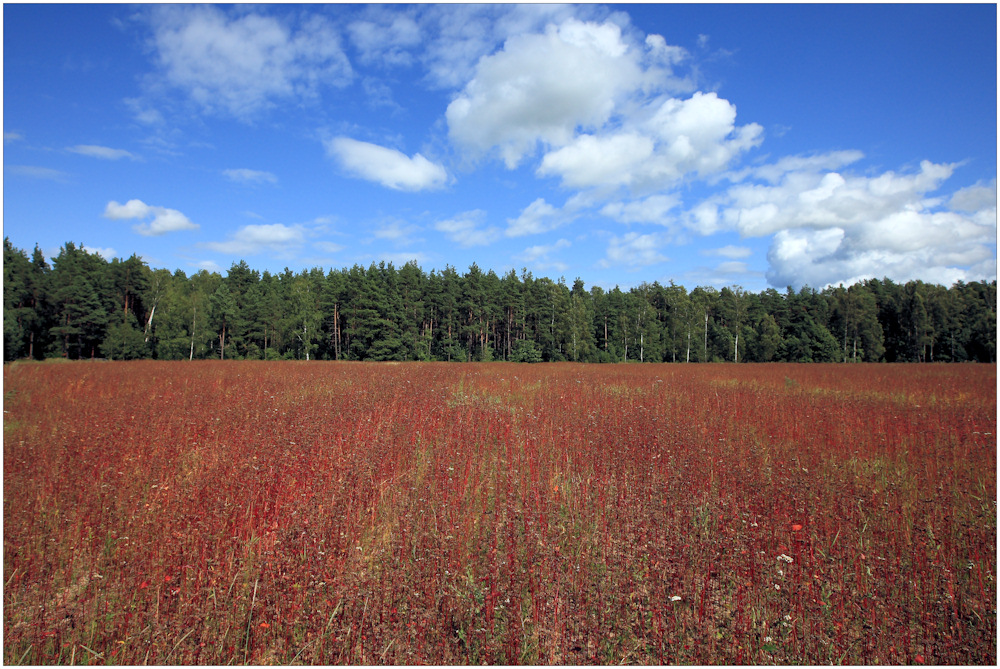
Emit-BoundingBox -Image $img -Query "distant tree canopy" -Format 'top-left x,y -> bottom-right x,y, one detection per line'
4,237 -> 996,363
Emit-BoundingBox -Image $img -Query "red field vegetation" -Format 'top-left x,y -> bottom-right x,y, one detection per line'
3,361 -> 996,664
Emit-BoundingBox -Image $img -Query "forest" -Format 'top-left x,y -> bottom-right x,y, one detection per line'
3,237 -> 996,364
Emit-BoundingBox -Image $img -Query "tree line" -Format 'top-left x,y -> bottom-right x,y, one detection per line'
4,238 -> 996,364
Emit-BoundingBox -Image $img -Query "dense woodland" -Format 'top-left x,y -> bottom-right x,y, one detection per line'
4,238 -> 996,364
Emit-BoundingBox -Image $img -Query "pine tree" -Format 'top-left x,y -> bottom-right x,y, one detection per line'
209,283 -> 238,360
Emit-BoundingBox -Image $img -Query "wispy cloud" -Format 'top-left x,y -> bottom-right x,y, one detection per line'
704,244 -> 752,259
600,194 -> 680,226
6,165 -> 69,182
514,238 -> 571,272
377,251 -> 431,266
67,144 -> 138,160
314,241 -> 345,254
200,223 -> 305,256
505,198 -> 566,237
192,259 -> 223,273
144,5 -> 352,120
372,219 -> 423,246
434,210 -> 500,247
223,168 -> 277,184
600,231 -> 671,268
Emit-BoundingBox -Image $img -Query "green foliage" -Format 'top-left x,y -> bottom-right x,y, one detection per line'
101,312 -> 148,360
2,238 -> 996,364
511,339 -> 543,363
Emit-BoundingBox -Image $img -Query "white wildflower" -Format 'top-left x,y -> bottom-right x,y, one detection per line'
777,553 -> 794,563
670,595 -> 682,602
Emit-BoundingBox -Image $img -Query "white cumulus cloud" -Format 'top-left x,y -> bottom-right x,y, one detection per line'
639,92 -> 763,183
104,199 -> 199,236
684,152 -> 997,288
444,13 -> 757,197
536,92 -> 762,194
327,137 -> 448,191
447,18 -> 651,168
538,133 -> 654,189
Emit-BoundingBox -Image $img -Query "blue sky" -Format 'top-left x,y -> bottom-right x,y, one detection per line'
3,3 -> 996,292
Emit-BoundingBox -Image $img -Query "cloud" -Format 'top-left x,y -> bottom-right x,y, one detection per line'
4,132 -> 24,143
6,165 -> 69,181
347,9 -> 422,67
327,137 -> 447,191
639,92 -> 763,182
538,133 -> 654,189
201,223 -> 305,256
537,92 -> 762,193
746,160 -> 954,237
447,18 -> 654,168
145,5 -> 352,119
704,244 -> 753,259
726,150 -> 864,185
950,178 -> 997,214
505,198 -> 567,237
600,194 -> 680,225
434,210 -> 501,247
81,245 -> 116,260
443,11 -> 758,200
600,231 -> 670,268
373,219 -> 423,246
514,238 -> 571,272
124,97 -> 166,126
684,153 -> 997,288
68,145 -> 138,160
361,77 -> 401,111
192,259 -> 223,273
377,251 -> 431,266
714,260 -> 749,274
104,199 -> 199,236
416,4 -> 584,89
314,241 -> 345,254
223,168 -> 277,184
